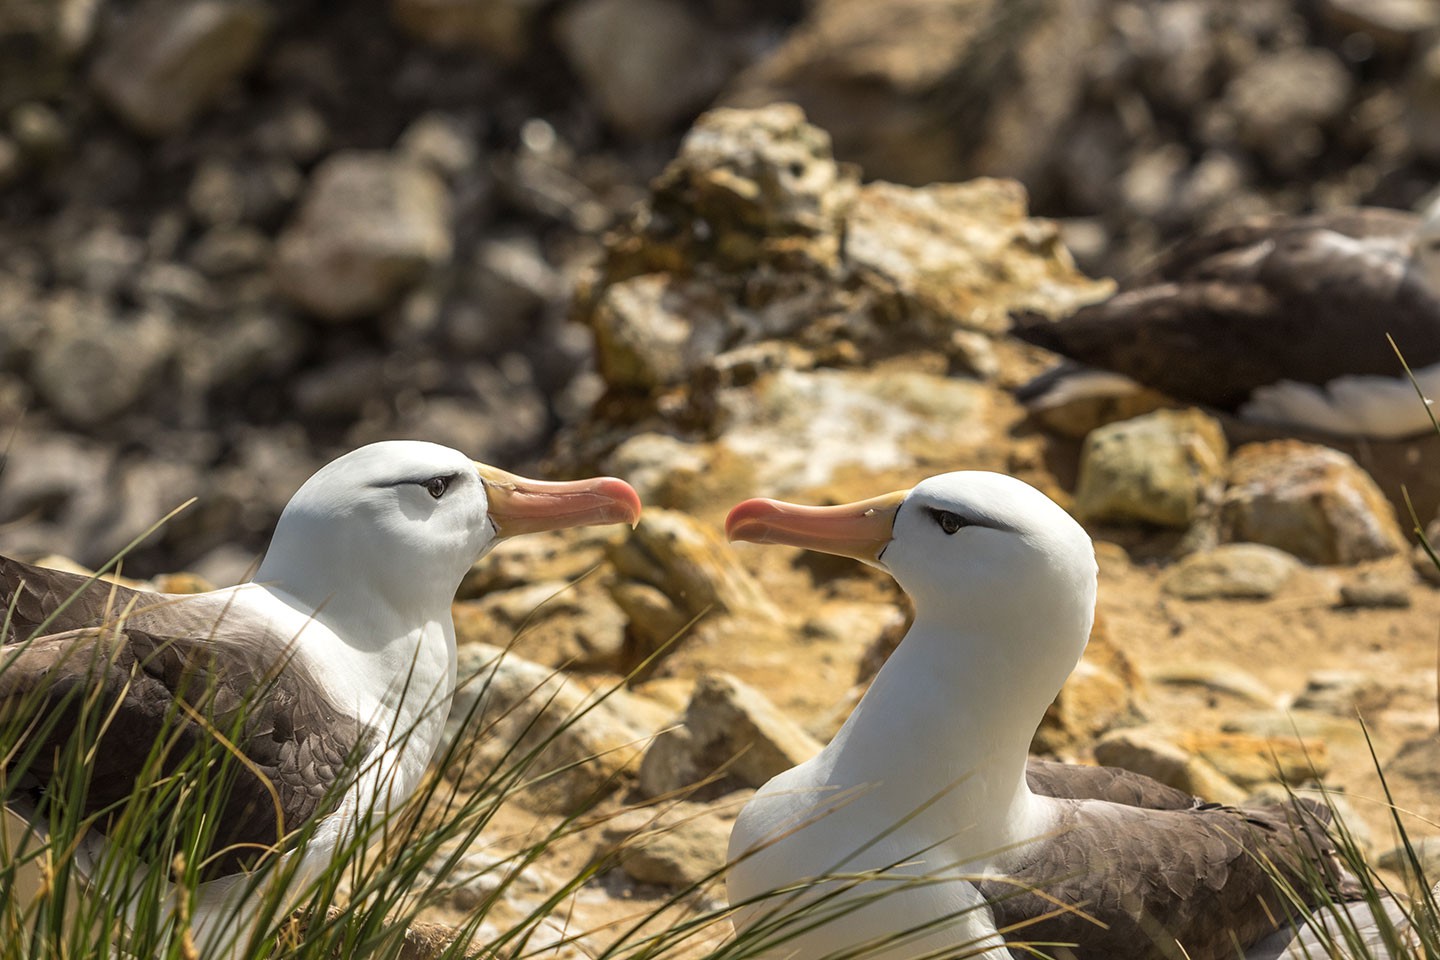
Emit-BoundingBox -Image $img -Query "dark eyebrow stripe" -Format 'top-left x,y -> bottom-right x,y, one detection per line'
373,473 -> 460,489
922,505 -> 1016,533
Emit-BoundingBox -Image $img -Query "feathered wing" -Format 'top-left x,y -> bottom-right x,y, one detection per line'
1011,207 -> 1440,409
0,556 -> 371,880
979,797 -> 1357,960
1025,759 -> 1199,810
0,555 -> 163,643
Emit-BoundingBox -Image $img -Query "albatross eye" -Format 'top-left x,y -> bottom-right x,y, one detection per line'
421,475 -> 453,500
933,510 -> 966,535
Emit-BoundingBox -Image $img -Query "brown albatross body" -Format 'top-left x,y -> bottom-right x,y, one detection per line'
1015,204 -> 1440,438
723,474 -> 1378,960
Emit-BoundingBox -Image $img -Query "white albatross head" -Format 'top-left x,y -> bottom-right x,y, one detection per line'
727,471 -> 1098,712
255,440 -> 642,617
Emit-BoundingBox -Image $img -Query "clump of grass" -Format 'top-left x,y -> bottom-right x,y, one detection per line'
1255,340 -> 1440,959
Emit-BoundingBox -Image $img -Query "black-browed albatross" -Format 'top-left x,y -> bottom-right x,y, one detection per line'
723,473 -> 1370,960
1014,199 -> 1440,438
0,440 -> 641,957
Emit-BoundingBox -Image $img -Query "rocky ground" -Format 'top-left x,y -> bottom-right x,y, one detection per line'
4,0 -> 1440,955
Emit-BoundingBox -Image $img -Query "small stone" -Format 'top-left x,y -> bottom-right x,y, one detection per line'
638,673 -> 821,799
397,112 -> 478,178
253,101 -> 330,163
1026,371 -> 1173,440
1320,0 -> 1440,51
1337,569 -> 1413,609
1075,408 -> 1228,528
1173,730 -> 1329,789
0,431 -> 117,567
189,225 -> 271,275
1147,661 -> 1279,708
598,801 -> 735,888
608,581 -> 692,661
589,275 -> 728,390
459,526 -> 618,598
9,102 -> 68,162
274,151 -> 452,321
453,579 -> 629,671
390,0 -> 547,62
606,509 -> 781,663
1161,543 -> 1300,601
610,103 -> 855,270
444,643 -> 662,813
188,159 -> 247,227
603,433 -> 712,506
1220,441 -> 1408,565
30,294 -> 175,427
1377,836 -> 1440,883
1222,48 -> 1353,172
555,0 -> 730,136
90,0 -> 272,136
847,179 -> 1114,336
1387,735 -> 1440,797
133,262 -> 215,314
53,221 -> 146,296
1220,710 -> 1366,747
1093,728 -> 1248,805
1292,670 -> 1387,716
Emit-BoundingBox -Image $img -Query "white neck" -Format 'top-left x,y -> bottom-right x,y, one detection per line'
248,578 -> 457,762
821,601 -> 1082,858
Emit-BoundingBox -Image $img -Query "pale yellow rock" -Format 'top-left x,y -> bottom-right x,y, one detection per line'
1221,440 -> 1408,564
637,672 -> 822,799
1075,408 -> 1228,528
846,178 -> 1114,335
1174,730 -> 1330,788
1094,727 -> 1248,805
1161,543 -> 1299,601
607,508 -> 782,632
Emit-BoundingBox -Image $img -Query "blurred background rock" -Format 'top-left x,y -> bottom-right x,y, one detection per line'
1,0 -> 1437,582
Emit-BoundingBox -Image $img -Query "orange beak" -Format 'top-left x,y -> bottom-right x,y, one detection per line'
476,463 -> 642,538
724,489 -> 908,565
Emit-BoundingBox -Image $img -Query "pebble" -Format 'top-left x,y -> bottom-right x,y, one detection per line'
1337,569 -> 1414,609
1291,670 -> 1385,716
1075,408 -> 1228,529
638,672 -> 821,799
555,0 -> 730,136
1146,660 -> 1280,707
90,0 -> 272,136
273,151 -> 452,320
1220,441 -> 1409,565
444,643 -> 665,814
1377,836 -> 1440,882
389,0 -> 542,61
605,508 -> 781,662
31,294 -> 175,428
597,800 -> 736,888
1160,543 -> 1299,600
